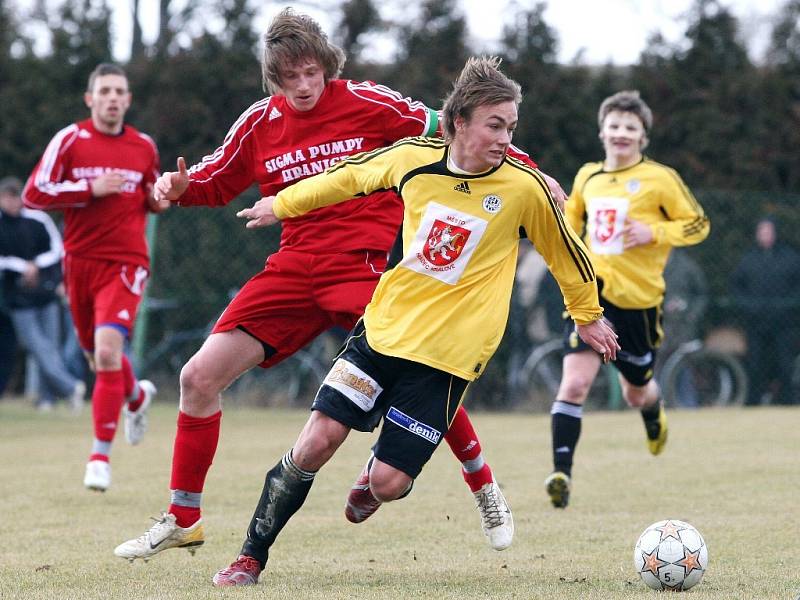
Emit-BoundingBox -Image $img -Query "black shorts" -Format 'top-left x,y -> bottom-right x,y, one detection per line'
312,321 -> 469,478
563,281 -> 662,386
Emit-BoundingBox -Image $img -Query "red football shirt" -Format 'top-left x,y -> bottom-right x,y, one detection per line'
23,118 -> 160,268
178,79 -> 441,254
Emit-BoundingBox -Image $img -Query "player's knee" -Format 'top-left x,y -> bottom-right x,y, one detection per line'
179,360 -> 220,410
369,469 -> 413,502
558,372 -> 594,402
93,345 -> 120,370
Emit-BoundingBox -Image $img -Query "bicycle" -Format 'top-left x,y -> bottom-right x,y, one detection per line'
512,337 -> 621,412
658,339 -> 748,407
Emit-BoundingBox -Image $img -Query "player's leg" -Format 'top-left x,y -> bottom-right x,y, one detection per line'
84,325 -> 127,492
116,254 -> 329,561
114,328 -> 264,561
614,305 -> 666,455
546,348 -> 602,508
214,400 -> 359,586
443,405 -> 513,550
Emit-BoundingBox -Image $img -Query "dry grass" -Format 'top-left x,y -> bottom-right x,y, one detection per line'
0,399 -> 797,599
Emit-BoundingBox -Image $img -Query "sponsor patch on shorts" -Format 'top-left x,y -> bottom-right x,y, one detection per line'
323,359 -> 382,411
386,406 -> 441,444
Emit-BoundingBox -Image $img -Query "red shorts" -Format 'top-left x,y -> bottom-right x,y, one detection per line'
213,249 -> 387,368
63,255 -> 149,351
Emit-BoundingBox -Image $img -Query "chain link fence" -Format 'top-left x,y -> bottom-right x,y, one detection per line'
135,189 -> 800,410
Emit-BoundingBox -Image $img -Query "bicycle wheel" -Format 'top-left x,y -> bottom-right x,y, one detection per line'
519,339 -> 616,411
661,349 -> 748,408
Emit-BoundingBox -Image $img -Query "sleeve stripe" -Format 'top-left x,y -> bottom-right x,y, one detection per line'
187,97 -> 272,180
506,158 -> 595,283
345,81 -> 429,131
326,138 -> 443,175
33,125 -> 84,198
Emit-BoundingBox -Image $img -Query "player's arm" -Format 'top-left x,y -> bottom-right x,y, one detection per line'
238,145 -> 402,228
646,168 -> 709,248
156,103 -> 262,208
520,173 -> 617,359
22,125 -> 93,210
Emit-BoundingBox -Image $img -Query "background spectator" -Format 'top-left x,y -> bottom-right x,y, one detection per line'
0,176 -> 85,411
730,217 -> 800,405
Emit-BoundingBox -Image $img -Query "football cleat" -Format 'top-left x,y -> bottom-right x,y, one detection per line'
544,471 -> 571,509
644,403 -> 668,456
84,460 -> 111,492
124,380 -> 155,446
473,480 -> 514,551
212,554 -> 263,587
344,458 -> 382,523
69,380 -> 86,414
114,512 -> 204,561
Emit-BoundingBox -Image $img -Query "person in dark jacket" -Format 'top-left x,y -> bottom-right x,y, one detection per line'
731,216 -> 800,405
0,176 -> 85,411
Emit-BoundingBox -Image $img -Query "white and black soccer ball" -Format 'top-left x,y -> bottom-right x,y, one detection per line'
633,519 -> 708,591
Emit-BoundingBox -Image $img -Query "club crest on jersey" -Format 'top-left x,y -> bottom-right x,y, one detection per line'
482,194 -> 502,214
626,178 -> 641,194
594,209 -> 618,243
423,220 -> 471,266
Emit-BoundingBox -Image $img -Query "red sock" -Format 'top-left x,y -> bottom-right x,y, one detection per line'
168,410 -> 222,527
92,369 -> 125,443
445,406 -> 494,492
462,463 -> 493,493
444,405 -> 482,462
121,355 -> 145,412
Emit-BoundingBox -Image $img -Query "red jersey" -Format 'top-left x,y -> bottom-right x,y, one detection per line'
22,118 -> 160,268
178,79 -> 440,254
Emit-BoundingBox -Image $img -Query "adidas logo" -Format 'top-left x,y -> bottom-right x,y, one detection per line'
269,106 -> 282,121
454,181 -> 471,194
117,309 -> 131,320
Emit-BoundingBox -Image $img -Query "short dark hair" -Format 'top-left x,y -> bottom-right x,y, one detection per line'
597,90 -> 653,132
0,176 -> 22,196
261,8 -> 345,94
87,63 -> 128,93
441,57 -> 522,142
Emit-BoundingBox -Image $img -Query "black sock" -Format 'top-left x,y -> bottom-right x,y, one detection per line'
551,400 -> 583,477
640,399 -> 661,423
240,449 -> 316,568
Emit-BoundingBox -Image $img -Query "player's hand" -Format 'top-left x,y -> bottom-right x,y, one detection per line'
575,317 -> 620,363
541,171 -> 567,212
622,217 -> 654,249
21,261 -> 39,288
146,182 -> 170,213
237,196 -> 279,228
153,157 -> 189,203
91,172 -> 126,197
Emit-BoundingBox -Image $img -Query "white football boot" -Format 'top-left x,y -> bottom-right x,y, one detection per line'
124,380 -> 155,445
473,479 -> 514,551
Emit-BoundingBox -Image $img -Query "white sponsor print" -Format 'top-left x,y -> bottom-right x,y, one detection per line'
586,196 -> 630,255
323,359 -> 383,412
121,265 -> 149,296
398,202 -> 487,285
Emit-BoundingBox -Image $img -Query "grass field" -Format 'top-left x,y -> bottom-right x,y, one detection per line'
0,399 -> 798,599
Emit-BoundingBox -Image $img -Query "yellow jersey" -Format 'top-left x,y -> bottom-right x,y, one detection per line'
274,137 -> 601,380
567,158 -> 709,309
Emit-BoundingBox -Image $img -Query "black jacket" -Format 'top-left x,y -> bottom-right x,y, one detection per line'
0,208 -> 63,309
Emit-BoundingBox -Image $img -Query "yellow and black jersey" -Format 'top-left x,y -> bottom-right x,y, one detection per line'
567,157 -> 709,310
274,136 -> 601,380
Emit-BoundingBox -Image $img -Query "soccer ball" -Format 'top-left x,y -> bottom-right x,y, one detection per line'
633,519 -> 708,591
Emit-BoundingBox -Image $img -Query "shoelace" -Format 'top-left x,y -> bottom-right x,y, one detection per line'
476,488 -> 504,529
135,514 -> 173,543
221,555 -> 261,576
